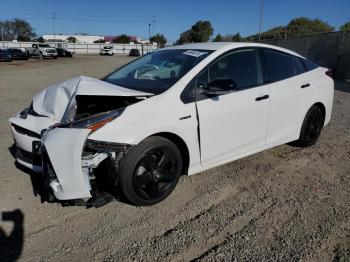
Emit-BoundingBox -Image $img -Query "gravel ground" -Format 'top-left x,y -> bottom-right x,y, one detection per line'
0,56 -> 349,262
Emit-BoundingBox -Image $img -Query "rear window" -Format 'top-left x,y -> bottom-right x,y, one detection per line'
303,59 -> 319,71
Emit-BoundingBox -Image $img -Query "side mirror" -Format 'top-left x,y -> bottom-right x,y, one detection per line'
199,79 -> 236,96
209,79 -> 236,90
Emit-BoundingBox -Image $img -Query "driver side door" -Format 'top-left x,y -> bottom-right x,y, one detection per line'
195,48 -> 270,165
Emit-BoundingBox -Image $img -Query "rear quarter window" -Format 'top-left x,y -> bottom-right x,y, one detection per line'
292,56 -> 306,75
303,59 -> 319,71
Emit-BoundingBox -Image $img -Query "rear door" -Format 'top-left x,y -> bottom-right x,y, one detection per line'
261,48 -> 312,144
195,48 -> 270,165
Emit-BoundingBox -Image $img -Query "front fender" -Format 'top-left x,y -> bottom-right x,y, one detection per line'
88,98 -> 200,169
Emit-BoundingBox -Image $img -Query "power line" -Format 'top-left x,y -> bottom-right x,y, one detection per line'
1,15 -> 150,24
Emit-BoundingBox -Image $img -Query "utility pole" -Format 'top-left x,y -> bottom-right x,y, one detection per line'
258,0 -> 264,41
52,12 -> 56,40
148,23 -> 151,40
152,15 -> 156,36
1,28 -> 4,48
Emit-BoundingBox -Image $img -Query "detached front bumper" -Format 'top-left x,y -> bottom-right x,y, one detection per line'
11,124 -> 42,171
10,114 -> 57,172
41,128 -> 92,200
11,124 -> 131,204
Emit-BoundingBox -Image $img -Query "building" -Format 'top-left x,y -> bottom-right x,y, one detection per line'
43,34 -> 104,44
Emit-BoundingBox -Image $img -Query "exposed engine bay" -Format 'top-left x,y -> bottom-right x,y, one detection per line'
74,95 -> 145,121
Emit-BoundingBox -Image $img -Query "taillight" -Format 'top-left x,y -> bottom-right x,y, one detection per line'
325,69 -> 333,78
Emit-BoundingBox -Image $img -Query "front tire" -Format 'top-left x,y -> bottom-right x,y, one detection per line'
118,136 -> 182,206
294,105 -> 324,147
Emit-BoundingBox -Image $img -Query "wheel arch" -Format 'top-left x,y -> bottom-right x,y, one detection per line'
149,132 -> 190,176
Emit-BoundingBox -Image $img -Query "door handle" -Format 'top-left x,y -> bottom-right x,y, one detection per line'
255,95 -> 269,101
301,83 -> 310,88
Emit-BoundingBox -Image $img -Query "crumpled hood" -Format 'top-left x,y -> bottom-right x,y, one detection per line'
32,76 -> 151,122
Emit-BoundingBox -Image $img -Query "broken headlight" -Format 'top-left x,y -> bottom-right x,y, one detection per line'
69,108 -> 124,131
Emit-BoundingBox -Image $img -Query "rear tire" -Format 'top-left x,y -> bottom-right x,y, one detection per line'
118,136 -> 182,206
294,105 -> 324,147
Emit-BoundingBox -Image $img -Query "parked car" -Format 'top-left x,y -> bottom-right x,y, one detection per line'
129,48 -> 140,57
100,46 -> 114,56
56,48 -> 73,58
7,48 -> 29,60
9,43 -> 334,207
25,44 -> 58,59
0,49 -> 12,62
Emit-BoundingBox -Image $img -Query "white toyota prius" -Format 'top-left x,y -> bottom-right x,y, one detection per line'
9,42 -> 334,206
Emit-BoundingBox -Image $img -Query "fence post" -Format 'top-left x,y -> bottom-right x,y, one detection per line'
334,31 -> 346,77
304,35 -> 309,57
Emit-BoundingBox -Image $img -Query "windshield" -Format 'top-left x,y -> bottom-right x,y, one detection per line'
104,49 -> 213,94
39,44 -> 51,48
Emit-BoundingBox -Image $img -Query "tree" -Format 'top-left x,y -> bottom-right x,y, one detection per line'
189,20 -> 213,42
246,17 -> 335,41
176,30 -> 191,45
94,39 -> 105,43
232,33 -> 242,42
286,17 -> 334,37
67,36 -> 77,43
113,34 -> 131,44
35,36 -> 45,43
212,34 -> 223,42
176,20 -> 213,44
246,26 -> 286,41
150,34 -> 167,47
340,21 -> 350,31
0,18 -> 36,41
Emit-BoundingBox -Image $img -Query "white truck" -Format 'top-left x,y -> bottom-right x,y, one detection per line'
25,43 -> 58,59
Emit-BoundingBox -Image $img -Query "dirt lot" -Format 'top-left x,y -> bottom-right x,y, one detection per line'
0,56 -> 349,262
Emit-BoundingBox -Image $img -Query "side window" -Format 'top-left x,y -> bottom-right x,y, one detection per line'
208,49 -> 261,89
263,49 -> 295,82
292,56 -> 306,75
303,59 -> 319,71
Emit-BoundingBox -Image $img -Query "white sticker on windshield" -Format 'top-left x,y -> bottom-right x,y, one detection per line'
183,50 -> 208,57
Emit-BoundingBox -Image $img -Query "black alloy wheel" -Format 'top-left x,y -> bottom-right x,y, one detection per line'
294,105 -> 324,147
118,136 -> 182,206
133,147 -> 178,200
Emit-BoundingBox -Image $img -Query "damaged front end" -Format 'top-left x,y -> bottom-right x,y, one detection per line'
41,108 -> 132,206
42,129 -> 133,207
9,76 -> 151,207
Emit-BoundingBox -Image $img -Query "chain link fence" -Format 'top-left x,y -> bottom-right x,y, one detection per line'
0,41 -> 158,56
261,31 -> 350,79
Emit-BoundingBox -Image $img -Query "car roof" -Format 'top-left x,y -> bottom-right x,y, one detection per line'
163,42 -> 303,57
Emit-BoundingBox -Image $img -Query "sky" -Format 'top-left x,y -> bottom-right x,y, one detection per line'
1,0 -> 349,43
